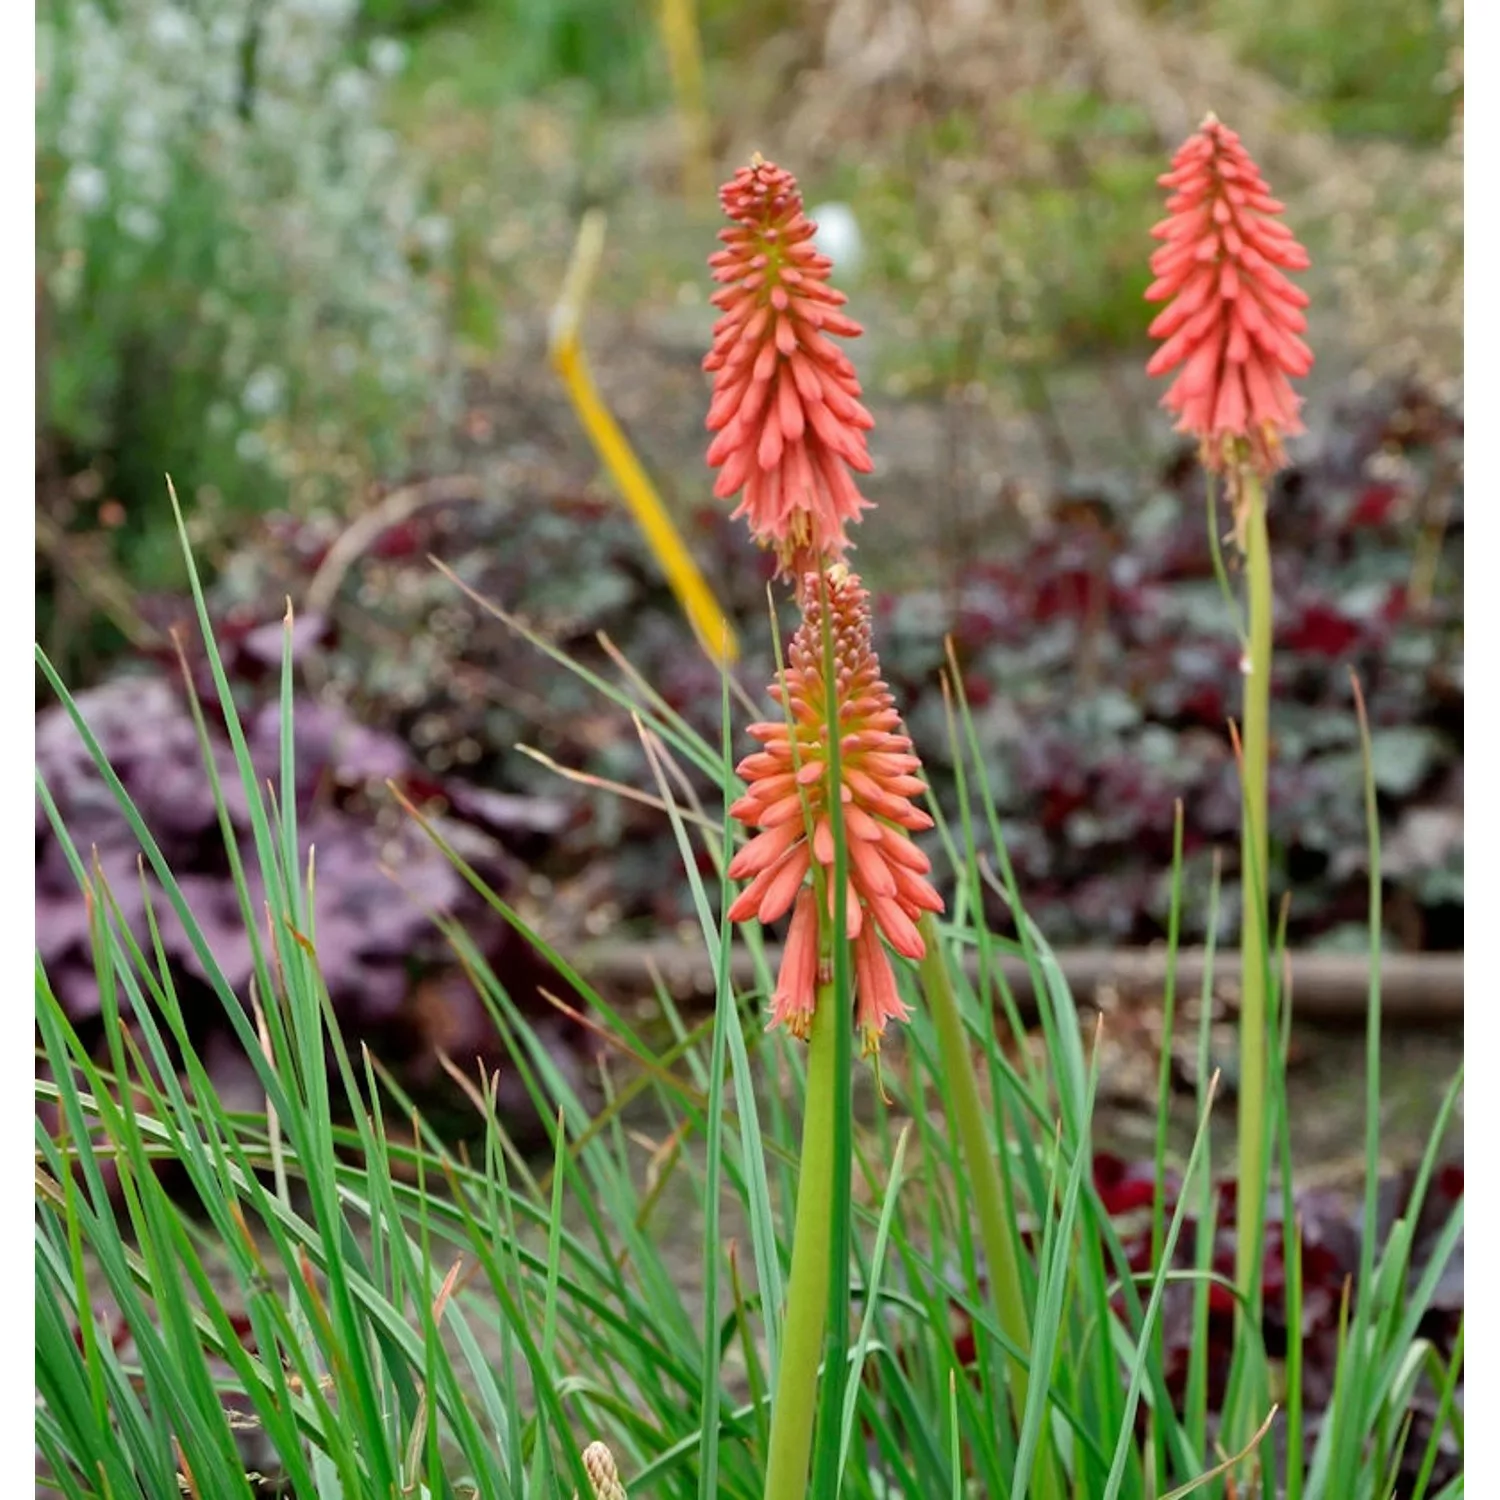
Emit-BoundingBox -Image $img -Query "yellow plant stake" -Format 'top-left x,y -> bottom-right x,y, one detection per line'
548,210 -> 738,665
656,0 -> 714,205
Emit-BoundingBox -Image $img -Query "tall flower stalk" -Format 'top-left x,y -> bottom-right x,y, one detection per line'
917,910 -> 1055,1488
727,563 -> 943,1500
1146,114 -> 1313,1326
760,974 -> 840,1500
705,158 -> 992,1500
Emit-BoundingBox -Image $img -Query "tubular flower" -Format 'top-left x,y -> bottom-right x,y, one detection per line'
704,158 -> 876,573
1145,114 -> 1313,487
725,566 -> 944,1052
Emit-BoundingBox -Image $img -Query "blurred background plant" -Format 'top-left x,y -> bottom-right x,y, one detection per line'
36,0 -> 457,667
1154,0 -> 1456,143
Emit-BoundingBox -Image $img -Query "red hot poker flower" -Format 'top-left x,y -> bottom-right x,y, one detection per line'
725,565 -> 943,1052
1145,115 -> 1313,483
705,159 -> 875,573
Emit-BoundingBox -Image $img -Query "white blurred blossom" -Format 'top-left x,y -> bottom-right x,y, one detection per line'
63,163 -> 108,214
242,367 -> 287,417
329,69 -> 371,113
208,13 -> 240,49
117,203 -> 161,242
808,202 -> 864,279
414,215 -> 453,256
286,0 -> 358,23
146,7 -> 194,51
368,38 -> 407,79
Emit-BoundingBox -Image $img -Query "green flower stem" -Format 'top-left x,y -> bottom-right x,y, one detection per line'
1234,470 -> 1273,1320
918,911 -> 1062,1500
762,979 -> 839,1500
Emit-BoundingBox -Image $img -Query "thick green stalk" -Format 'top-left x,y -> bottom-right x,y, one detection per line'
1234,471 -> 1273,1319
919,911 -> 1062,1500
762,980 -> 839,1500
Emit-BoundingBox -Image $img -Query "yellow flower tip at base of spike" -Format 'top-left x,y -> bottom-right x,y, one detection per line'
549,210 -> 739,667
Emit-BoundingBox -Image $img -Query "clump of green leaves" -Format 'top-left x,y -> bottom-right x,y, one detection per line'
1168,0 -> 1456,143
35,503 -> 1461,1498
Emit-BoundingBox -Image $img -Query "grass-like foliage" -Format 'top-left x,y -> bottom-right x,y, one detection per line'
35,489 -> 1461,1498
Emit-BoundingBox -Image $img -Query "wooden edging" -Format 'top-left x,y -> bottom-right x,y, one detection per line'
577,941 -> 1464,1030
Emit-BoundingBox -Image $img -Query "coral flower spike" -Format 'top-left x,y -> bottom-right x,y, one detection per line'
705,158 -> 876,574
1145,115 -> 1313,486
725,566 -> 943,1054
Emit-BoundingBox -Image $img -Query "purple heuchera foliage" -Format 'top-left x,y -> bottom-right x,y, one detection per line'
211,384 -> 1459,955
37,673 -> 450,1020
36,648 -> 576,1103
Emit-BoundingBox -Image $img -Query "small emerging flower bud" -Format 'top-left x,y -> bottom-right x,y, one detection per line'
1145,114 -> 1313,490
577,1441 -> 626,1500
726,566 -> 944,1052
704,158 -> 875,573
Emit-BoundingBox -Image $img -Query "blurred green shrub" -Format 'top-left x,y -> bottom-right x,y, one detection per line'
843,90 -> 1160,395
1159,0 -> 1455,144
357,0 -> 477,31
372,0 -> 791,114
36,0 -> 456,591
388,0 -> 662,115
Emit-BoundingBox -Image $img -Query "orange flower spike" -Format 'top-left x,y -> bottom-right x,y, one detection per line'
725,565 -> 943,1050
705,158 -> 875,572
1145,115 -> 1313,481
